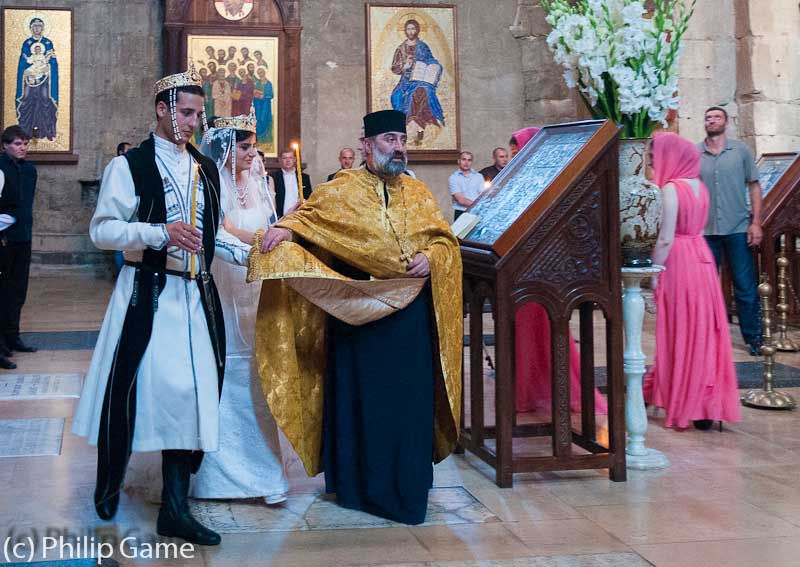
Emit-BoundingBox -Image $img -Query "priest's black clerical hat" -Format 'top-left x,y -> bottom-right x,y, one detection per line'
363,110 -> 407,137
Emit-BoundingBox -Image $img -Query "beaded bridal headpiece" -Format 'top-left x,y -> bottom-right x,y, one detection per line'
153,61 -> 208,142
213,106 -> 257,134
200,106 -> 259,187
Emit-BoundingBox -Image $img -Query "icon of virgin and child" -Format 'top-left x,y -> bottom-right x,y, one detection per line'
15,16 -> 59,141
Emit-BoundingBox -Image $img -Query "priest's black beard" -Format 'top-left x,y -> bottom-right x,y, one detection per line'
372,144 -> 408,178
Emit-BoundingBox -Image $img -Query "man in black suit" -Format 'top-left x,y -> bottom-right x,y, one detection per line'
270,148 -> 312,216
0,125 -> 38,368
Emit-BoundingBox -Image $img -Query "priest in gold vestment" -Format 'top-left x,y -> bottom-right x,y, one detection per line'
248,110 -> 462,524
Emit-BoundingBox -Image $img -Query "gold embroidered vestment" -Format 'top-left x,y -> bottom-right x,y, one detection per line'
247,168 -> 463,475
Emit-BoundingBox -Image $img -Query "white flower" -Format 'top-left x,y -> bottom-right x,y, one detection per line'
542,0 -> 693,135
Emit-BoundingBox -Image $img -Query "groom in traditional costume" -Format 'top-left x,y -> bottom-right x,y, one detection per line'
73,65 -> 250,545
252,109 -> 462,524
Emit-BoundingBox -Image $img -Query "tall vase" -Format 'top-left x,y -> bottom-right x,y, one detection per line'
619,139 -> 662,267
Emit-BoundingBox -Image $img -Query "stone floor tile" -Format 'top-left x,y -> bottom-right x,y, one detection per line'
0,418 -> 64,458
408,524 -> 532,561
633,537 -> 800,567
465,485 -> 582,522
501,519 -> 630,557
579,499 -> 800,545
340,552 -> 652,567
540,466 -> 734,508
203,527 -> 433,566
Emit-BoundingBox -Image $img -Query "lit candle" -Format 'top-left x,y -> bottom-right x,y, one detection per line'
483,180 -> 492,191
291,141 -> 303,204
189,163 -> 199,279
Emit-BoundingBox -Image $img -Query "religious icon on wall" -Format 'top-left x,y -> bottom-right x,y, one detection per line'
1,7 -> 73,155
214,0 -> 255,21
366,3 -> 460,159
757,152 -> 799,197
188,34 -> 278,157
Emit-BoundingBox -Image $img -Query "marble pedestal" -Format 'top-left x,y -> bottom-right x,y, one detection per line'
622,267 -> 670,471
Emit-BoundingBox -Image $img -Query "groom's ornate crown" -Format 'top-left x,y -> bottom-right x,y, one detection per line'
214,106 -> 257,133
153,61 -> 202,96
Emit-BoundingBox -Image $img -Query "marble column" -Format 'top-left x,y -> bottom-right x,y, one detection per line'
622,267 -> 670,470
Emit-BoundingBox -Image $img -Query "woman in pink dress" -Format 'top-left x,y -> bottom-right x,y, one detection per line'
510,126 -> 607,415
643,132 -> 741,429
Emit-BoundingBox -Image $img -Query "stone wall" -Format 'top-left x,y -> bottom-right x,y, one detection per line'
17,0 -> 798,269
19,0 -> 528,267
299,0 -> 527,215
735,0 -> 800,155
678,0 -> 800,153
677,0 -> 738,144
507,0 -> 581,126
3,0 -> 163,271
510,0 -> 800,157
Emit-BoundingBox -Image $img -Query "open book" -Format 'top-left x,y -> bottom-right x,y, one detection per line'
451,212 -> 479,240
410,61 -> 441,85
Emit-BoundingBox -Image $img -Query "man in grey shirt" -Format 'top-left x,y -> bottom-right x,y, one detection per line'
699,106 -> 763,355
449,151 -> 485,220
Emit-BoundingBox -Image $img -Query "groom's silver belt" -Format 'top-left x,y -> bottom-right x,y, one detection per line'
124,260 -> 197,280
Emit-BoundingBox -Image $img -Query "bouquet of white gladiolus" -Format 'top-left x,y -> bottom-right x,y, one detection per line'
541,0 -> 695,139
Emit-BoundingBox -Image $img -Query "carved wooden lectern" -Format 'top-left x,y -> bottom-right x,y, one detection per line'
459,120 -> 626,488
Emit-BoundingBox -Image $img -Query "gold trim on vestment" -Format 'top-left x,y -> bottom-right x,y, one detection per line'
249,168 -> 463,476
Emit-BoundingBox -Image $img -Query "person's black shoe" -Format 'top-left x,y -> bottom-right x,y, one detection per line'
157,506 -> 221,546
693,419 -> 714,431
0,356 -> 17,370
94,491 -> 120,520
158,450 -> 221,546
7,338 -> 37,353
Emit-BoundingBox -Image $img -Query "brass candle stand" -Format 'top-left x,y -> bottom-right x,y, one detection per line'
741,275 -> 796,410
775,239 -> 799,352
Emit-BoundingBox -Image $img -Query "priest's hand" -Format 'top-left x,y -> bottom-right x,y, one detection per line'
260,227 -> 292,253
166,221 -> 202,252
406,252 -> 430,278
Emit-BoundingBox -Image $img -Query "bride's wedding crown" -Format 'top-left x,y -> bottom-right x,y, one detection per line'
214,106 -> 257,133
153,61 -> 202,96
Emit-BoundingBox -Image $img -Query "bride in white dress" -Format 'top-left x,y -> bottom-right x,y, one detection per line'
191,112 -> 289,503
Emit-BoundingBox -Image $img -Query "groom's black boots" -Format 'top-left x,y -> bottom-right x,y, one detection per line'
94,489 -> 120,521
157,450 -> 221,546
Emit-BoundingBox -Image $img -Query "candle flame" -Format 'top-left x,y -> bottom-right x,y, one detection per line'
484,181 -> 491,190
291,142 -> 299,150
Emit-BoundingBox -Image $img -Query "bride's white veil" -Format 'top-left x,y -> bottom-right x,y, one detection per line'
199,118 -> 277,353
200,122 -> 277,225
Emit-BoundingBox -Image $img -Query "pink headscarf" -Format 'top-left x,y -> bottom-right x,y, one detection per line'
651,131 -> 701,189
511,126 -> 541,149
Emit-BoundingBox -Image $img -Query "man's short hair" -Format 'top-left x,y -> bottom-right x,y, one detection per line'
339,147 -> 355,157
116,142 -> 131,156
459,150 -> 473,159
154,85 -> 205,108
1,125 -> 31,145
492,147 -> 506,158
280,148 -> 295,158
704,106 -> 728,120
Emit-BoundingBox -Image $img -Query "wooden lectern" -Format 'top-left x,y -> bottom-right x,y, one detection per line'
458,120 -> 626,488
759,153 -> 800,324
